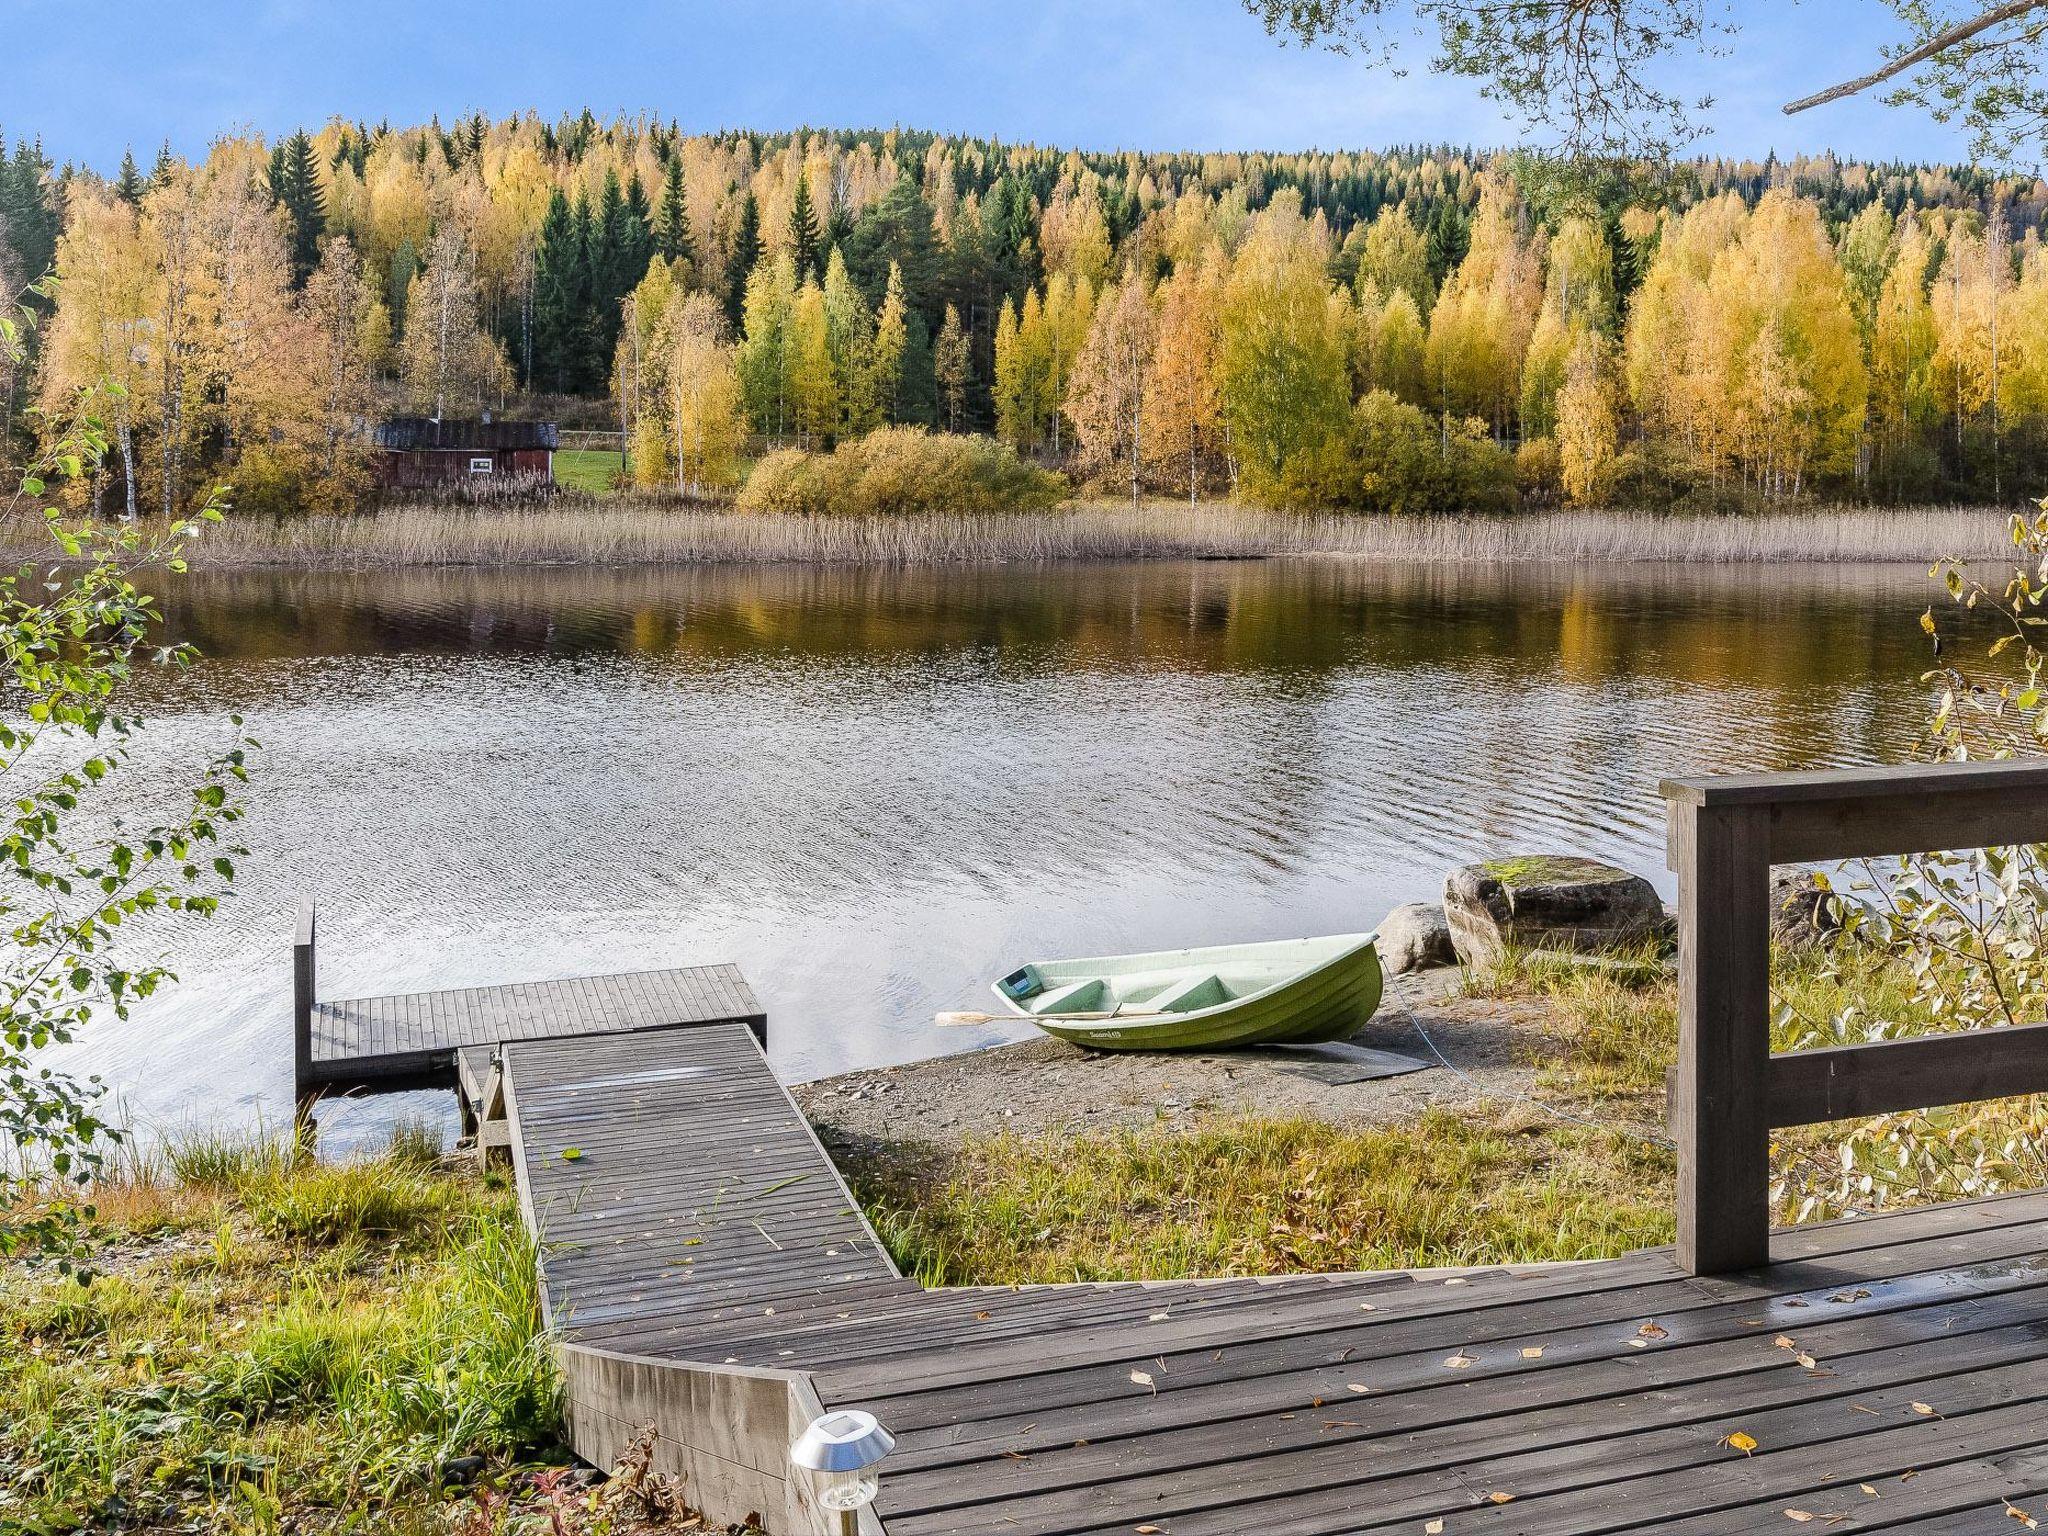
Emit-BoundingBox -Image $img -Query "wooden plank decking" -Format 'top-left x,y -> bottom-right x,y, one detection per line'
302,962 -> 764,1092
496,1018 -> 2048,1534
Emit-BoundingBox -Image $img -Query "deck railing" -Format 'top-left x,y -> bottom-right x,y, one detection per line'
1661,759 -> 2048,1275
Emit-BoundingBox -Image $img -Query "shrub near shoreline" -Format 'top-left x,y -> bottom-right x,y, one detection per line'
736,426 -> 1067,516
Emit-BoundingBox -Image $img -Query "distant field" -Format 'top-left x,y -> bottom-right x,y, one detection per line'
552,448 -> 628,494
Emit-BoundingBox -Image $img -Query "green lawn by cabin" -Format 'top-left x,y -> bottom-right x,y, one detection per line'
553,448 -> 627,495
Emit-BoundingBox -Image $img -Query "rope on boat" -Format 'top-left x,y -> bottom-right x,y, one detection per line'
1382,972 -> 1677,1152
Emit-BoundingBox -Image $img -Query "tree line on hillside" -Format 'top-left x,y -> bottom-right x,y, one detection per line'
9,114 -> 2048,513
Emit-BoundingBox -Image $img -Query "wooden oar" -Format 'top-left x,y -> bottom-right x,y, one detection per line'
935,1008 -> 1160,1028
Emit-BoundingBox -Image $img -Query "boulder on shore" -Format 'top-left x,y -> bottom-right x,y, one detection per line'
1378,901 -> 1457,975
1443,855 -> 1667,969
1771,869 -> 1850,948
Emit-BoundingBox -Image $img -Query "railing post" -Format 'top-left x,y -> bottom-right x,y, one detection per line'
1669,798 -> 1773,1275
293,901 -> 317,1117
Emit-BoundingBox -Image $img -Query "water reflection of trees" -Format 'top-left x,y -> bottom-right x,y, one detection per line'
150,558 -> 1940,686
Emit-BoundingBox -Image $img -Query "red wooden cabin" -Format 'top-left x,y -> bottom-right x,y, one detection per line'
372,417 -> 558,490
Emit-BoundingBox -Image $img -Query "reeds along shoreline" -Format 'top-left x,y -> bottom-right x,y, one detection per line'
0,498 -> 2025,569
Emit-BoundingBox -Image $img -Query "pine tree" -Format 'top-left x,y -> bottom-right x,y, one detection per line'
151,141 -> 176,187
655,157 -> 695,266
114,149 -> 146,207
265,130 -> 327,287
847,173 -> 941,319
788,172 -> 822,283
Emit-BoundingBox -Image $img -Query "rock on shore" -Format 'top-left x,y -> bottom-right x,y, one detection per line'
1378,901 -> 1457,975
1443,855 -> 1666,968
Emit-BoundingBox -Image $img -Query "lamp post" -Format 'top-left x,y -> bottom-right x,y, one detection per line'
791,1408 -> 894,1535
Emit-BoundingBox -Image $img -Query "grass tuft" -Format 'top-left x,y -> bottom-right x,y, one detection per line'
239,1160 -> 465,1246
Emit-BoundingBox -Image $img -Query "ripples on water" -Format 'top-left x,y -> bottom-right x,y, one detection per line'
61,558 -> 1941,1147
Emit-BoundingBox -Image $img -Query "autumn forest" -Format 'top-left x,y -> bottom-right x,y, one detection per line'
7,113 -> 2048,517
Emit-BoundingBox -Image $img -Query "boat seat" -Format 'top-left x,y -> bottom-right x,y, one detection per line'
1029,978 -> 1108,1016
1145,972 -> 1228,1013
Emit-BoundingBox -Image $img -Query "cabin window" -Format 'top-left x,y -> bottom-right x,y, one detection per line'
469,457 -> 494,474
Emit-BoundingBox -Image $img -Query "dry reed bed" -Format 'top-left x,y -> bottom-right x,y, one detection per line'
2,500 -> 2023,568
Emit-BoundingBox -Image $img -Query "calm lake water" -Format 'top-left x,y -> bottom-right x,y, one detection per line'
61,556 -> 1943,1147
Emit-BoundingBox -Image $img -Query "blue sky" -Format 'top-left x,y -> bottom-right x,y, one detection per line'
6,0 -> 1984,169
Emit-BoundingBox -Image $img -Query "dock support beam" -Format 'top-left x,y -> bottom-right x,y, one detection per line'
293,901 -> 317,1121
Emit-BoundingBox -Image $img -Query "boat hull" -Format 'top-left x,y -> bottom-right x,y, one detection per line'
993,933 -> 1384,1052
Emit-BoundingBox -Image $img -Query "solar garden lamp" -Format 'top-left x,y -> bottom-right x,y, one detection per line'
791,1409 -> 894,1534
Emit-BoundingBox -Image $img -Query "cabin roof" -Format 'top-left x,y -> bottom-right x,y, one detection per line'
373,417 -> 560,452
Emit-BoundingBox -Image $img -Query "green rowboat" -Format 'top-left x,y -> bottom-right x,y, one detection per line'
991,932 -> 1383,1051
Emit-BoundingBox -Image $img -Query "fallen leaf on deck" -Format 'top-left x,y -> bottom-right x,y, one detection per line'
1774,1336 -> 1798,1350
1638,1322 -> 1669,1340
1521,1346 -> 1545,1359
1486,1491 -> 1514,1505
1444,1351 -> 1478,1369
1720,1431 -> 1760,1456
560,1147 -> 584,1162
975,1310 -> 991,1320
1425,1521 -> 1445,1534
1130,1370 -> 1156,1395
1909,1401 -> 1939,1417
1848,1403 -> 1879,1416
1347,1383 -> 1371,1394
2007,1501 -> 2040,1528
1859,1485 -> 1877,1496
1150,1311 -> 1171,1321
1785,1512 -> 1816,1523
1828,1288 -> 1871,1303
1136,1526 -> 1164,1534
1794,1352 -> 1820,1370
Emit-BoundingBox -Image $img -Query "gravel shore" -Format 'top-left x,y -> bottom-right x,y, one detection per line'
794,969 -> 1565,1153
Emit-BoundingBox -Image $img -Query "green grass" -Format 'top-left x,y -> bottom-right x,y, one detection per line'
0,1129 -> 564,1535
550,449 -> 627,495
851,1109 -> 1675,1286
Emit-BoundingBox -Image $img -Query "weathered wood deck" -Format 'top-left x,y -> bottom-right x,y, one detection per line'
291,903 -> 764,1097
499,1015 -> 2048,1535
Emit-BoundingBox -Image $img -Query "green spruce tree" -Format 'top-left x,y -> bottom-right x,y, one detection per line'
788,172 -> 822,283
266,130 -> 327,287
114,149 -> 145,207
655,157 -> 696,267
726,190 -> 762,331
533,188 -> 588,394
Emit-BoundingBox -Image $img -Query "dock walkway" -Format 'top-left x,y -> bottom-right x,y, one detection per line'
497,1020 -> 2048,1535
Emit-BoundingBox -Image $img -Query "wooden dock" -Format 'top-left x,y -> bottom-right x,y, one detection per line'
291,903 -> 764,1098
306,758 -> 2048,1532
500,1019 -> 2048,1534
